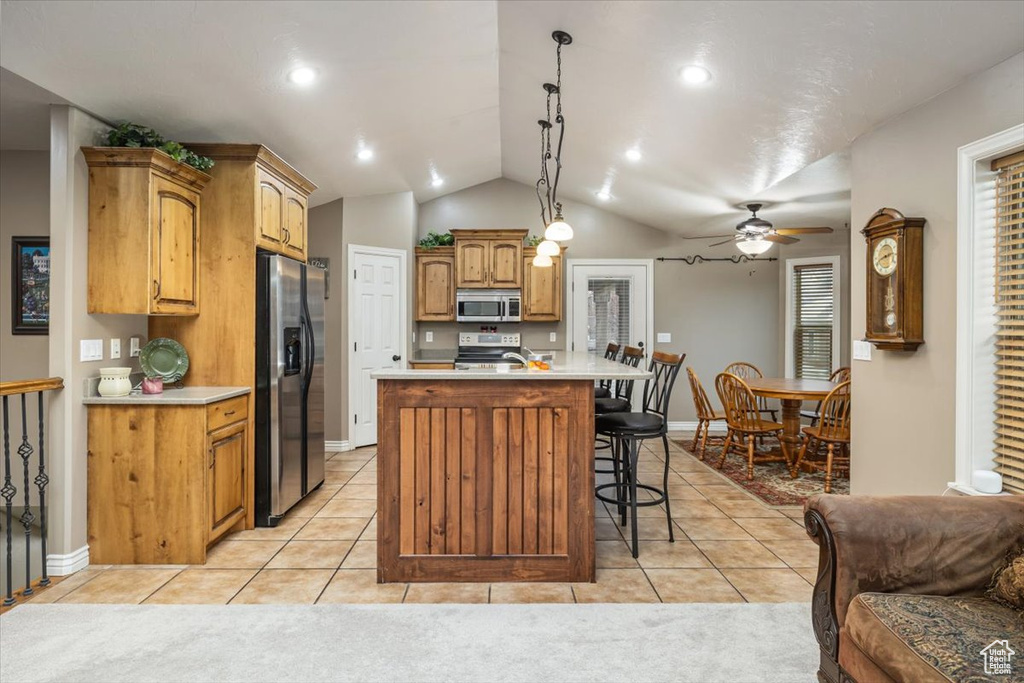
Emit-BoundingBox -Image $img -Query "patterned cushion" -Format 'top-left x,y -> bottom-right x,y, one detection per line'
988,552 -> 1024,610
845,592 -> 1023,683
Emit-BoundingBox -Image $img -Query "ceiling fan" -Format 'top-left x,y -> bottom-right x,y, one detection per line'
706,203 -> 833,255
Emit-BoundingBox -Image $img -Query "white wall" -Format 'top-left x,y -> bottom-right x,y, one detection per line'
849,52 -> 1024,495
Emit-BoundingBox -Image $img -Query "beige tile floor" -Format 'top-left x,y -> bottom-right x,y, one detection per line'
26,434 -> 820,606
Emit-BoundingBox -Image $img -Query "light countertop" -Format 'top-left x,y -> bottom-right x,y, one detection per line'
374,353 -> 653,381
83,386 -> 250,406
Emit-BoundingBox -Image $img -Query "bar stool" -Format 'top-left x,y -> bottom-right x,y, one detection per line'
594,342 -> 620,399
594,347 -> 645,485
595,351 -> 686,558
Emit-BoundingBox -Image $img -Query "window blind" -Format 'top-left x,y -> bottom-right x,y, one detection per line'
587,278 -> 631,353
792,263 -> 834,380
993,150 -> 1024,495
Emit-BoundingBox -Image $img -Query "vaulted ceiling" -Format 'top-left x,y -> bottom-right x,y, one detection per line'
1,1 -> 1022,236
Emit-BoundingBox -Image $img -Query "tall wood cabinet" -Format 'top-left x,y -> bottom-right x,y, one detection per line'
523,247 -> 564,321
84,148 -> 211,315
150,144 -> 317,531
452,229 -> 527,289
415,247 -> 455,321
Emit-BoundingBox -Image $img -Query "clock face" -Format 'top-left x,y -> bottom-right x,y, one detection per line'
873,237 -> 898,276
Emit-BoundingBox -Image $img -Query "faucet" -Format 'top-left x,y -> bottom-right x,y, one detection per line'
501,352 -> 529,365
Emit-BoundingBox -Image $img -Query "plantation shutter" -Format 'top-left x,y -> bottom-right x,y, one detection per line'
792,263 -> 835,380
993,150 -> 1024,495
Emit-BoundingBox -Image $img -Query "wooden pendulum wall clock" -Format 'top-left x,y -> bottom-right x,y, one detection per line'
862,207 -> 926,351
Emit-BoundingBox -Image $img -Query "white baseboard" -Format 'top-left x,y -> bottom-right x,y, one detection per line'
667,421 -> 728,433
325,440 -> 353,452
47,545 -> 89,576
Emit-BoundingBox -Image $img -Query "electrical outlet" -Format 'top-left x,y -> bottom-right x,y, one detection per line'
129,337 -> 141,357
412,331 -> 417,343
549,332 -> 557,343
110,338 -> 121,359
657,332 -> 672,343
425,331 -> 433,343
79,339 -> 103,362
853,339 -> 872,361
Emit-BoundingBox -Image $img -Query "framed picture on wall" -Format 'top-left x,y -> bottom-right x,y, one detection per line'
11,236 -> 50,335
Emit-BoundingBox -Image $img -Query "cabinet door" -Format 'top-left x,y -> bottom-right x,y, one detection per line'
208,420 -> 246,542
523,254 -> 562,321
416,254 -> 455,321
256,169 -> 285,249
150,175 -> 200,314
489,240 -> 522,288
283,188 -> 307,260
456,240 -> 490,288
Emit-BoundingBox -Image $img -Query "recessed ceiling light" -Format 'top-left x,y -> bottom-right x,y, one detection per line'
431,177 -> 444,188
680,65 -> 712,85
625,148 -> 642,162
288,67 -> 317,85
356,148 -> 374,161
596,189 -> 611,201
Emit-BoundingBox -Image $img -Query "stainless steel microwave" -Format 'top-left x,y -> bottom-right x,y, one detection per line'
456,289 -> 521,323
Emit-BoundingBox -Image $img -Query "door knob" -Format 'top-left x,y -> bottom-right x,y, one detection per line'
392,355 -> 402,362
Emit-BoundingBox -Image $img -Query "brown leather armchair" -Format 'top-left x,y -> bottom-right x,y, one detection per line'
804,494 -> 1024,683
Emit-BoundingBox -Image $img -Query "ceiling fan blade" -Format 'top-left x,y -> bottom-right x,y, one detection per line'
764,233 -> 799,245
708,236 -> 740,247
774,227 -> 833,235
680,233 -> 736,240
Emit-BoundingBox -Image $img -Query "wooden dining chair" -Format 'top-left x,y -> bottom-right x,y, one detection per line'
715,372 -> 788,480
686,367 -> 726,461
793,380 -> 851,493
724,361 -> 778,422
595,342 -> 621,399
801,367 -> 851,426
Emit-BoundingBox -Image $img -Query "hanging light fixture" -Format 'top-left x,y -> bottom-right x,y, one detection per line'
736,236 -> 773,256
534,30 -> 573,260
537,239 -> 560,257
532,253 -> 554,267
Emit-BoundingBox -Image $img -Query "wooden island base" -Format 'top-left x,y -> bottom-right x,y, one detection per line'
377,379 -> 595,583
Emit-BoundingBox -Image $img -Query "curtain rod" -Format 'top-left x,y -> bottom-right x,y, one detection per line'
656,255 -> 778,265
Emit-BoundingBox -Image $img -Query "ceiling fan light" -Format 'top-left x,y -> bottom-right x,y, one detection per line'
737,238 -> 772,256
532,253 -> 554,268
537,239 -> 560,257
544,213 -> 574,241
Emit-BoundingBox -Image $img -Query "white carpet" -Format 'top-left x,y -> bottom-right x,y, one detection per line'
0,603 -> 817,683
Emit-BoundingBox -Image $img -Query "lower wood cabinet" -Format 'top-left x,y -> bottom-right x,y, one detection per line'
87,393 -> 250,564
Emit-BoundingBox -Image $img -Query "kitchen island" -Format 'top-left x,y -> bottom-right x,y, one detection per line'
372,354 -> 651,583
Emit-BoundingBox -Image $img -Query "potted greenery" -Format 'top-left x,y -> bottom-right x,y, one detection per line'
103,122 -> 215,172
417,231 -> 455,249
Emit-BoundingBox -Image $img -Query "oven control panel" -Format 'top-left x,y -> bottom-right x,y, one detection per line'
459,333 -> 521,347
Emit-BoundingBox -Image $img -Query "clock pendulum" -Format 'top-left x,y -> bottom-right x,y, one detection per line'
884,276 -> 896,328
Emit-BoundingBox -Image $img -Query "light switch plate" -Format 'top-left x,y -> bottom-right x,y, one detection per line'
549,332 -> 557,343
853,339 -> 872,361
129,337 -> 141,357
657,332 -> 672,343
80,339 -> 103,362
110,338 -> 121,359
425,331 -> 433,343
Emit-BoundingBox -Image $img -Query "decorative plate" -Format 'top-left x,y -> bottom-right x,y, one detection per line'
139,338 -> 189,383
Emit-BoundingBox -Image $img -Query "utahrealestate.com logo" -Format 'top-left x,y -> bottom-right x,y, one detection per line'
981,639 -> 1015,676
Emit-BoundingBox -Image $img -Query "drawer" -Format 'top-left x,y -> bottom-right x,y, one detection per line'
206,395 -> 248,432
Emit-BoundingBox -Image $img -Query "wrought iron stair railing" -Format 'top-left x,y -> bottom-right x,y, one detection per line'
0,377 -> 63,606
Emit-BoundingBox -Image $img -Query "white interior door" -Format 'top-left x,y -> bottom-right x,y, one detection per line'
348,245 -> 407,447
567,261 -> 653,357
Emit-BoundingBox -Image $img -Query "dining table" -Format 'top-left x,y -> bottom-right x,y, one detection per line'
745,377 -> 837,476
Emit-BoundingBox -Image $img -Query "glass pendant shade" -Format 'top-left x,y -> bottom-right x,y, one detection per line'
736,238 -> 772,256
544,217 -> 574,242
537,239 -> 560,257
532,253 -> 554,268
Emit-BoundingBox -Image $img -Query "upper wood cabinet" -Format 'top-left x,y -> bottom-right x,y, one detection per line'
283,189 -> 307,259
416,247 -> 455,321
451,229 -> 527,289
256,168 -> 284,247
85,148 -> 210,315
523,247 -> 564,322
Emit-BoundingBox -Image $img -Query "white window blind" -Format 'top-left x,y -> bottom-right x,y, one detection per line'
993,150 -> 1024,495
587,278 -> 631,352
792,263 -> 835,380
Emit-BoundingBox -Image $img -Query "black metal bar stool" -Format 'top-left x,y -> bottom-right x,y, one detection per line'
594,346 -> 645,519
595,351 -> 686,558
594,342 -> 620,399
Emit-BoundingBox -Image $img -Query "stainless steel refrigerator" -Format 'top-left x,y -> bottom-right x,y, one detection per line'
255,253 -> 326,526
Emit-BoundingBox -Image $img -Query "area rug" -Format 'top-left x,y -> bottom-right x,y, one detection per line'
0,603 -> 816,683
674,438 -> 849,506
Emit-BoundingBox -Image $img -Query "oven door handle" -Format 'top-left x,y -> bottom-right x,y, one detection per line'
499,300 -> 506,320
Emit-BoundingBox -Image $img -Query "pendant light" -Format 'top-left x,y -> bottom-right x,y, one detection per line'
533,30 -> 573,264
736,236 -> 772,256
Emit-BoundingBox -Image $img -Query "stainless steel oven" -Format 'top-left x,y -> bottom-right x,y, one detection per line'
455,289 -> 521,323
